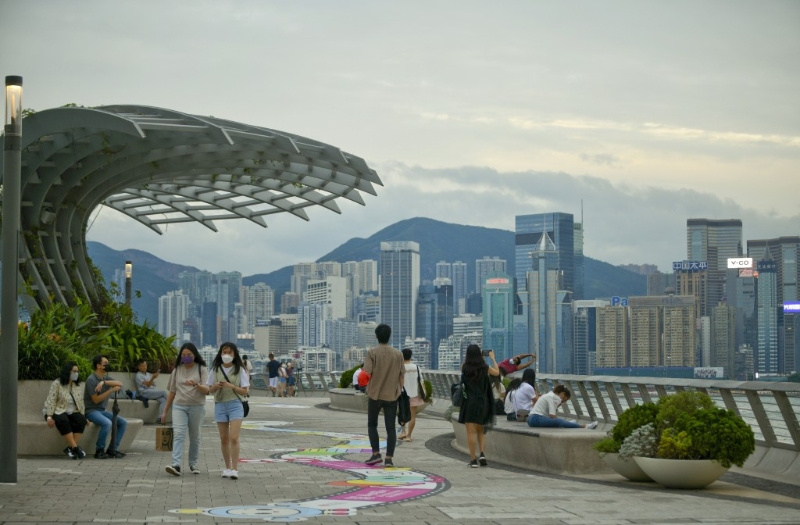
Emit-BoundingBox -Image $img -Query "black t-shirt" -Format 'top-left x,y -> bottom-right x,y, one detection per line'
266,359 -> 281,378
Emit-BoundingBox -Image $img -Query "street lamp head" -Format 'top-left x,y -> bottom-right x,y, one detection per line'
5,76 -> 23,132
125,261 -> 132,279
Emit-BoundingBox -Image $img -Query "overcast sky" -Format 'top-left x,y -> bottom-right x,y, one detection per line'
1,1 -> 798,276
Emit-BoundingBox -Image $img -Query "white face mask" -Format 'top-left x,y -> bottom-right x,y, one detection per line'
70,372 -> 79,382
221,355 -> 234,364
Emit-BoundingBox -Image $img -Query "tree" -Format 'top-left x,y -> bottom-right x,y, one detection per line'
787,372 -> 800,383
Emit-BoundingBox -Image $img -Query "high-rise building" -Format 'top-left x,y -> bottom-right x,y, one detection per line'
686,218 -> 742,316
380,241 -> 420,348
201,301 -> 218,348
305,276 -> 347,320
281,292 -> 299,314
481,271 -> 514,363
297,302 -> 328,348
324,319 -> 358,363
158,290 -> 191,345
573,300 -> 609,375
475,256 -> 507,294
453,314 -> 483,339
242,283 -> 274,334
403,336 -> 432,369
748,236 -> 799,374
711,303 -> 736,378
415,282 -> 453,370
648,271 -> 677,296
452,261 -> 468,314
629,295 -> 697,368
515,212 -> 576,296
179,271 -> 213,305
527,232 -> 574,373
755,260 -> 779,374
674,262 -> 708,317
435,261 -> 451,281
573,222 -> 585,300
595,305 -> 629,368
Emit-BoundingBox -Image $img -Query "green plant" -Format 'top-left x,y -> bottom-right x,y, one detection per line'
658,408 -> 755,467
339,363 -> 362,388
423,379 -> 433,401
611,402 -> 659,446
619,423 -> 658,459
656,390 -> 714,430
593,436 -> 621,454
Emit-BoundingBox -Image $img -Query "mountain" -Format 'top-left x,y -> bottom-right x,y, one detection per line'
91,217 -> 646,321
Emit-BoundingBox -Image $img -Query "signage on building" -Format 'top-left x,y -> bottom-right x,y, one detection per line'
486,278 -> 509,284
611,296 -> 628,307
738,268 -> 755,278
694,367 -> 723,379
672,261 -> 708,271
757,260 -> 777,272
784,301 -> 800,313
727,257 -> 753,269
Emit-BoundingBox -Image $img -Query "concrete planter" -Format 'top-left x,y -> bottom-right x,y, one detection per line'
633,457 -> 728,489
602,453 -> 653,482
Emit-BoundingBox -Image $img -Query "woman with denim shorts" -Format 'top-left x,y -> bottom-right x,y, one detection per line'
207,342 -> 250,480
162,343 -> 208,477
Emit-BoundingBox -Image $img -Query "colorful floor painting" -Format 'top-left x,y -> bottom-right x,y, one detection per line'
169,425 -> 450,522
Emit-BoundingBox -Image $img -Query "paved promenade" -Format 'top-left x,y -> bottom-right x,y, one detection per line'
1,394 -> 799,524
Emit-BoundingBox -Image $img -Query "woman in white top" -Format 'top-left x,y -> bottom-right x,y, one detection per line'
398,348 -> 426,442
528,385 -> 598,429
163,343 -> 209,477
207,342 -> 250,480
44,361 -> 88,459
504,368 -> 539,421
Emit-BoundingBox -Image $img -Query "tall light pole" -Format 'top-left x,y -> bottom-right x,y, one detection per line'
1,75 -> 23,484
125,261 -> 132,307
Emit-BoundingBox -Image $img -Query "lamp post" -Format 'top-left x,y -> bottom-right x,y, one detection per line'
124,261 -> 132,307
1,75 -> 23,484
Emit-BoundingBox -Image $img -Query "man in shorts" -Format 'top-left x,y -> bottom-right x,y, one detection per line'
266,353 -> 281,397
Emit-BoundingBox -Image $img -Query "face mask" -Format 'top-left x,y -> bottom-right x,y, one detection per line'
70,372 -> 79,382
102,363 -> 112,372
221,355 -> 234,364
181,355 -> 194,364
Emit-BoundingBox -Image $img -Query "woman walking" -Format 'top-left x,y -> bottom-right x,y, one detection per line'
207,342 -> 250,480
458,345 -> 499,468
44,361 -> 88,459
398,348 -> 426,442
162,343 -> 209,476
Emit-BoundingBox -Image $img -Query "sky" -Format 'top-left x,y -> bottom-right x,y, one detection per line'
1,1 -> 798,276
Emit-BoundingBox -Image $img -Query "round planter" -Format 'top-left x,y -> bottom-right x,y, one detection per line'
602,453 -> 653,482
633,457 -> 728,489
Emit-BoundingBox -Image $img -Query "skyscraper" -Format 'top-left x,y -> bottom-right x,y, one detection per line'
158,290 -> 190,345
380,241 -> 420,349
755,260 -> 779,374
686,218 -> 742,315
596,305 -> 629,368
435,261 -> 452,281
475,256 -> 507,295
452,261 -> 468,314
573,300 -> 609,375
515,212 -> 576,296
481,271 -> 514,363
242,283 -> 274,334
415,281 -> 453,370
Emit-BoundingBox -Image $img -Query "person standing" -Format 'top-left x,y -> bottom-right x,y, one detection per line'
363,324 -> 405,468
458,345 -> 499,468
286,362 -> 297,397
45,361 -> 88,459
162,343 -> 209,476
398,348 -> 425,442
207,342 -> 250,480
84,355 -> 128,459
134,358 -> 168,422
266,353 -> 280,397
277,362 -> 288,397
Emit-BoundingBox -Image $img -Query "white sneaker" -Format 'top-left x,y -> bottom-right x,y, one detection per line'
587,421 -> 599,429
229,470 -> 238,480
221,469 -> 231,478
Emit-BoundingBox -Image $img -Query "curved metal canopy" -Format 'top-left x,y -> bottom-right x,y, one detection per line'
0,105 -> 382,311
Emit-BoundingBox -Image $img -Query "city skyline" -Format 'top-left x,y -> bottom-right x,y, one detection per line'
1,2 -> 797,276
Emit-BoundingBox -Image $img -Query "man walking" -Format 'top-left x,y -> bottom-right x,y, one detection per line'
266,353 -> 281,397
363,324 -> 404,467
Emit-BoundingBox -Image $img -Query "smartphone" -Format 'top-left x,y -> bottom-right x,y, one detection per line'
481,350 -> 491,357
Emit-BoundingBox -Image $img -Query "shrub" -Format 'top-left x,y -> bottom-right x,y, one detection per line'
656,390 -> 714,430
611,402 -> 659,445
658,407 -> 755,467
593,436 -> 621,454
339,364 -> 362,388
619,423 -> 659,459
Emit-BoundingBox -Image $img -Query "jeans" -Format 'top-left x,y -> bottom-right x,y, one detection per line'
138,389 -> 169,415
367,397 -> 397,457
86,410 -> 128,450
527,414 -> 582,428
171,404 -> 205,468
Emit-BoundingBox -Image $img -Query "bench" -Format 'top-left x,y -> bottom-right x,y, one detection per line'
17,380 -> 145,456
451,413 -> 611,475
328,388 -> 369,412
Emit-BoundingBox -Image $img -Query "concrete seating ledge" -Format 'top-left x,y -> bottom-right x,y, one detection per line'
328,388 -> 369,412
451,413 -> 611,475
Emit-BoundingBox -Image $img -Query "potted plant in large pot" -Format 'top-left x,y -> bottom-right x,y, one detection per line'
616,391 -> 755,489
593,402 -> 659,481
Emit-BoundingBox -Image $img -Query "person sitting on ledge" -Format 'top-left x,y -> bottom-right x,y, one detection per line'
84,355 -> 129,458
135,358 -> 169,422
45,361 -> 88,459
527,385 -> 598,429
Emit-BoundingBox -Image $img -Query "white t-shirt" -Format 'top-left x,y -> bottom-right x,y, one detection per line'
403,363 -> 420,398
532,391 -> 562,417
352,368 -> 362,387
512,383 -> 537,414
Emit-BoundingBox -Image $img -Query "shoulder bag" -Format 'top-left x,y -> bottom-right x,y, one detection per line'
219,366 -> 249,417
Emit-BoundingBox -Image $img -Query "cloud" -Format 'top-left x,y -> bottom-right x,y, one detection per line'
580,153 -> 621,167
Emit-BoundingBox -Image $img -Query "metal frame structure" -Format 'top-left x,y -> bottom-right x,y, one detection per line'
0,105 -> 382,311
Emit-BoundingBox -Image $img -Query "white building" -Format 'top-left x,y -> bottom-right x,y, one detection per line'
305,276 -> 348,320
242,283 -> 274,333
301,346 -> 336,373
158,290 -> 191,346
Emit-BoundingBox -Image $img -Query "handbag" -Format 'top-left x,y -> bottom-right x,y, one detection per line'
219,367 -> 249,418
450,381 -> 466,407
416,365 -> 429,402
156,424 -> 173,451
397,387 -> 411,426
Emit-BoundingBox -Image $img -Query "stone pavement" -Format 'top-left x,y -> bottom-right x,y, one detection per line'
1,394 -> 799,524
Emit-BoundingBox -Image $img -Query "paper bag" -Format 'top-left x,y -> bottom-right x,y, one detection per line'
156,426 -> 173,451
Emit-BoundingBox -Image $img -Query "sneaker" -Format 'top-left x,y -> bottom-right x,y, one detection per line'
586,421 -> 599,430
155,417 -> 162,424
365,453 -> 383,465
468,459 -> 479,468
73,446 -> 86,459
479,454 -> 488,467
106,449 -> 126,458
189,465 -> 201,475
229,470 -> 238,480
63,447 -> 75,459
384,458 -> 394,467
222,469 -> 232,478
166,465 -> 181,476
94,449 -> 109,459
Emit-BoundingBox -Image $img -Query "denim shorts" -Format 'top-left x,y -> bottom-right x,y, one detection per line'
214,399 -> 245,422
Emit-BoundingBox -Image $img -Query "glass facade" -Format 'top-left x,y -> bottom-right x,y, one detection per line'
481,271 -> 514,363
515,213 -> 575,295
380,241 -> 420,349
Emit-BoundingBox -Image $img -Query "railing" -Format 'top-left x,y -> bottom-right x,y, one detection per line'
255,369 -> 800,452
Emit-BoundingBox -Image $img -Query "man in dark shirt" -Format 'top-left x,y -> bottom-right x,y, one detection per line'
84,355 -> 128,458
266,353 -> 281,397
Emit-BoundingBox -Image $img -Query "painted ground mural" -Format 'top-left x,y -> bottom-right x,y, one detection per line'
170,423 -> 450,522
